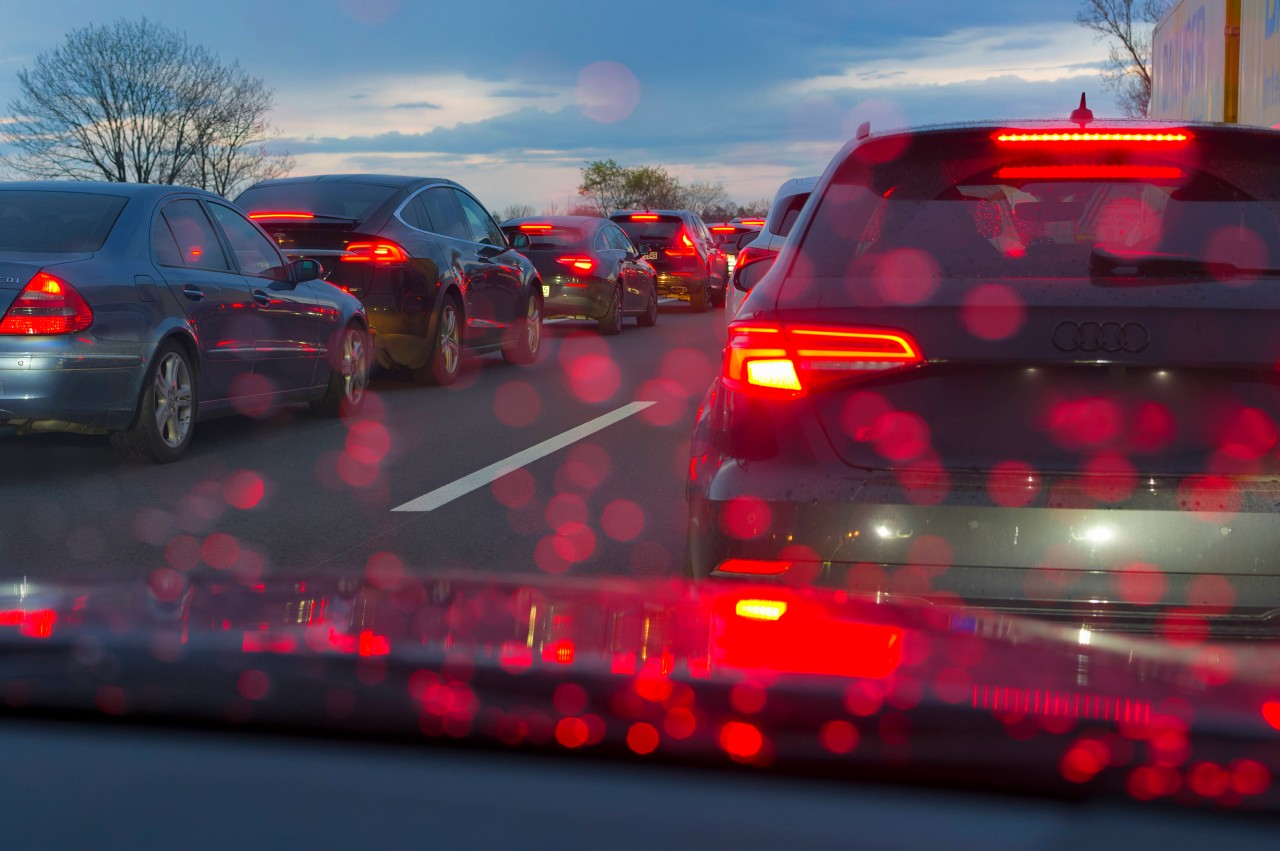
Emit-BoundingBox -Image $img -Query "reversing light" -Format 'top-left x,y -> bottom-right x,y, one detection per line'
735,599 -> 788,621
995,131 -> 1191,143
0,272 -> 94,336
994,165 -> 1184,180
247,211 -> 316,220
341,241 -> 409,265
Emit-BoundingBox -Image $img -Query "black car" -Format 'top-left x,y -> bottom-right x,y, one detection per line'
609,210 -> 728,312
688,118 -> 1280,627
235,175 -> 543,385
0,182 -> 369,462
500,216 -> 658,335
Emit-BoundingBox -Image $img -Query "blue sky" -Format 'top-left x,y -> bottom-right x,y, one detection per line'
0,0 -> 1117,210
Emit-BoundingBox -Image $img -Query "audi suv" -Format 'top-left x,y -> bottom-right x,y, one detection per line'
688,119 -> 1280,630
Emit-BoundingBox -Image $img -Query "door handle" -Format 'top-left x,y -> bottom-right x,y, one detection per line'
253,290 -> 271,306
181,285 -> 204,301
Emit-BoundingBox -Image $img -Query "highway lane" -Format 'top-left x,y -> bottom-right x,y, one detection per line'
0,303 -> 725,585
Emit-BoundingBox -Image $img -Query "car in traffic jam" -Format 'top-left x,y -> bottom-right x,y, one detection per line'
609,209 -> 729,311
499,215 -> 659,335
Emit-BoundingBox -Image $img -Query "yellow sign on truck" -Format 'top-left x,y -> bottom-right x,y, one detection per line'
1151,0 -> 1280,126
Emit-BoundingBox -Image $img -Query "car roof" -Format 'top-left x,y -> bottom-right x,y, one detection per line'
0,181 -> 211,199
245,174 -> 460,190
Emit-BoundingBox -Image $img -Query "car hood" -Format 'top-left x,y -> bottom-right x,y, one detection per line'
2,571 -> 1279,809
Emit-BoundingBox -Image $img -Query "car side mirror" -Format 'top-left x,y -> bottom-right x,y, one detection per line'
478,243 -> 505,259
635,244 -> 652,256
509,232 -> 530,249
734,256 -> 775,292
291,257 -> 323,283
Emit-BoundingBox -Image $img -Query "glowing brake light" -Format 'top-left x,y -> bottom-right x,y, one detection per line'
247,211 -> 315,220
710,226 -> 737,233
0,272 -> 94,335
666,229 -> 697,257
995,131 -> 1191,143
739,219 -> 765,226
341,241 -> 409,265
630,214 -> 660,221
556,256 -> 596,273
519,223 -> 554,231
724,322 -> 923,398
994,165 -> 1184,180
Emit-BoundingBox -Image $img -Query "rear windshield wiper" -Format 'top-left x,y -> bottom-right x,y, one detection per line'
1089,246 -> 1280,279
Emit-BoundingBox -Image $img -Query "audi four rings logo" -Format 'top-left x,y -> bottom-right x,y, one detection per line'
1051,321 -> 1150,353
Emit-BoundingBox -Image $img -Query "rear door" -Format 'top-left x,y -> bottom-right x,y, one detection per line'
603,224 -> 641,309
153,200 -> 256,402
454,190 -> 523,340
205,200 -> 325,393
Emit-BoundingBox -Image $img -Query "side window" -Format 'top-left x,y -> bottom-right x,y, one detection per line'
607,226 -> 634,251
206,202 -> 288,280
152,216 -> 183,267
407,195 -> 436,232
419,187 -> 470,240
593,228 -> 611,251
398,195 -> 427,230
455,191 -> 505,246
157,199 -> 230,271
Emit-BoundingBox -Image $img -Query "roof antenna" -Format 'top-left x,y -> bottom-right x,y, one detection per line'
1070,92 -> 1094,127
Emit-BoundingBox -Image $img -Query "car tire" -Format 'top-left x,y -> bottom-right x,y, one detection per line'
709,283 -> 726,309
110,339 -> 198,463
310,322 -> 370,417
412,295 -> 463,386
598,282 -> 624,336
503,292 -> 542,365
636,280 -> 658,327
691,285 -> 710,313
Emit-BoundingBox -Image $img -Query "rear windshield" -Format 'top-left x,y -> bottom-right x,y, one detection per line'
791,136 -> 1280,291
0,191 -> 127,252
710,227 -> 753,246
613,216 -> 682,245
234,182 -> 398,222
501,225 -> 586,249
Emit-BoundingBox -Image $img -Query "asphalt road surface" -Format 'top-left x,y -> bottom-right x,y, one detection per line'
0,302 -> 725,586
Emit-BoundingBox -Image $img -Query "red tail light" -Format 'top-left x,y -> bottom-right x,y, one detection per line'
724,321 -> 923,398
995,131 -> 1191,144
248,211 -> 315,220
519,223 -> 554,231
734,244 -> 777,273
710,226 -> 737,233
738,218 -> 765,227
342,241 -> 409,266
665,229 -> 697,257
0,272 -> 93,336
556,256 -> 596,273
630,214 -> 660,221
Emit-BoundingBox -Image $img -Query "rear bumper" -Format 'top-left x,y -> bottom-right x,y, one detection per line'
542,278 -> 610,319
688,459 -> 1280,625
654,270 -> 707,298
0,341 -> 148,431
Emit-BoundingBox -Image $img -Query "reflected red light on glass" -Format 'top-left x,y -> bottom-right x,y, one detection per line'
627,722 -> 660,755
356,630 -> 390,657
973,686 -> 1151,724
1061,738 -> 1110,783
248,211 -> 315,220
1189,762 -> 1230,798
242,632 -> 299,654
994,165 -> 1184,180
712,593 -> 903,679
0,272 -> 94,336
342,241 -> 409,265
542,640 -> 575,665
1261,701 -> 1280,730
719,721 -> 763,759
1231,759 -> 1271,796
0,609 -> 58,639
555,716 -> 590,748
716,559 -> 793,576
610,651 -> 637,674
499,641 -> 533,671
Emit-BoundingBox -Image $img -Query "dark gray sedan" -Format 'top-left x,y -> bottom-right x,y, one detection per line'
0,182 -> 371,462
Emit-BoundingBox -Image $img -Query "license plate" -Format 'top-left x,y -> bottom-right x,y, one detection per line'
542,285 -> 550,297
642,252 -> 658,260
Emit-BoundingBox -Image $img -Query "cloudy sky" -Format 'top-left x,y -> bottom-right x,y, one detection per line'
0,0 -> 1118,210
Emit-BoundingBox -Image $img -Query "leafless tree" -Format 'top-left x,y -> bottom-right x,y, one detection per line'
679,181 -> 734,219
497,203 -> 536,222
2,18 -> 291,195
1076,0 -> 1172,117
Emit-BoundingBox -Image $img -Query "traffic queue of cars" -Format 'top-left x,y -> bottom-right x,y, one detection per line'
0,172 -> 730,461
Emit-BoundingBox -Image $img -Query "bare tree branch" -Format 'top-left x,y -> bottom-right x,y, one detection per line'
1076,0 -> 1171,117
